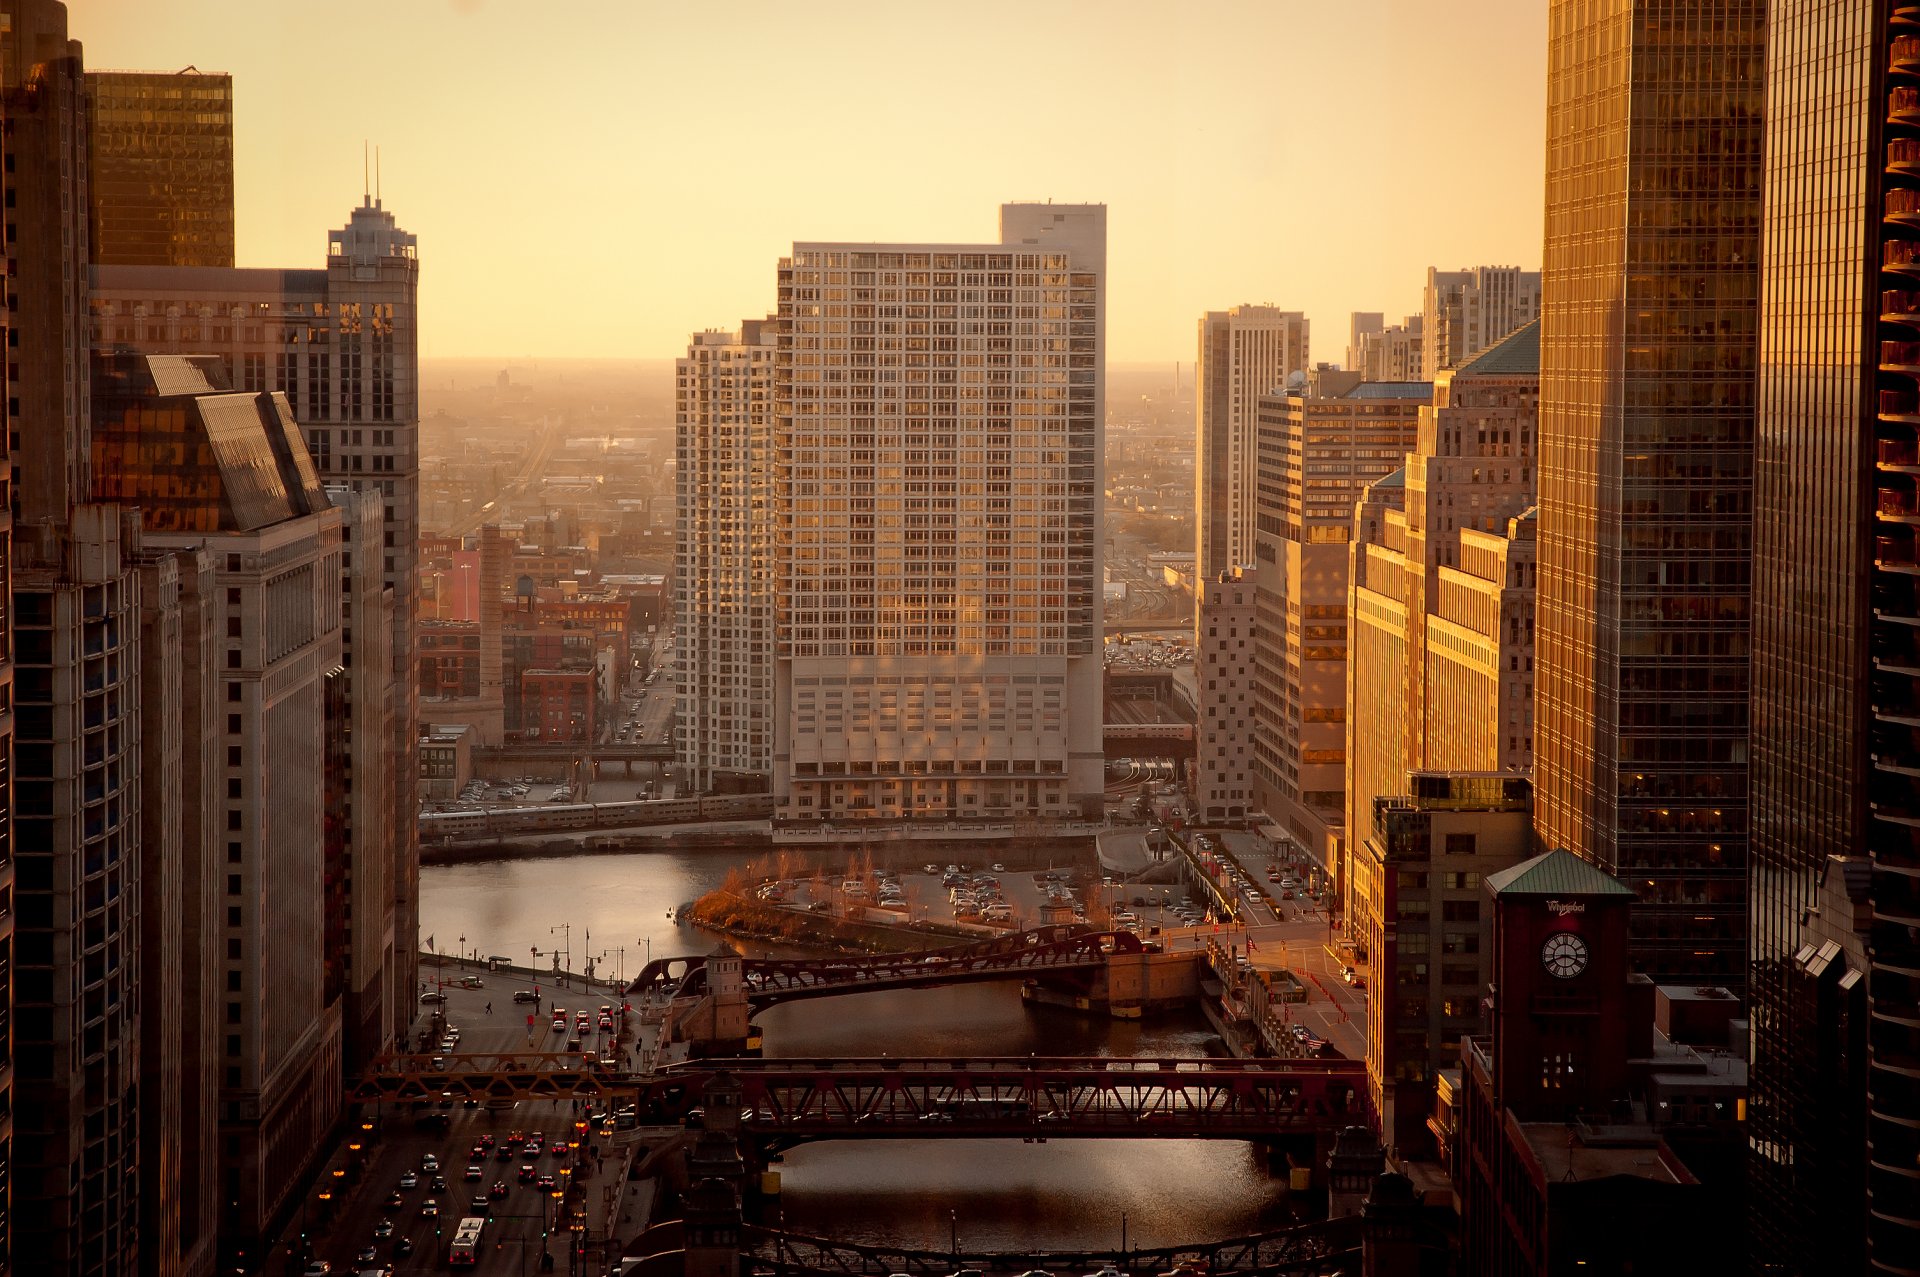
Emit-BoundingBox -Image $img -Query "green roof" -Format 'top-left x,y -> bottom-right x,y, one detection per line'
1455,319 -> 1540,378
1485,847 -> 1634,898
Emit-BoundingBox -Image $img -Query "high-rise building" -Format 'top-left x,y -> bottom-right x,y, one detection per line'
1249,370 -> 1427,891
771,204 -> 1105,826
1420,265 -> 1540,381
1746,3 -> 1919,1268
1345,311 -> 1383,372
91,193 -> 421,1051
1194,570 -> 1257,824
676,320 -> 775,793
91,351 -> 347,1268
1196,305 -> 1310,588
1533,0 -> 1762,988
1350,314 -> 1423,383
84,69 -> 234,268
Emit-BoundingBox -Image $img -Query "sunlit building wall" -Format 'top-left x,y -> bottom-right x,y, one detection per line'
1197,305 -> 1310,588
84,68 -> 234,268
772,204 -> 1105,825
1534,0 -> 1762,987
675,321 -> 774,793
1250,370 -> 1426,893
1420,265 -> 1540,382
1195,570 -> 1257,823
1351,314 -> 1423,382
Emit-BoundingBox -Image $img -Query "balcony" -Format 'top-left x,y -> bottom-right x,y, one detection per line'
1883,488 -> 1920,523
1884,439 -> 1920,472
1892,139 -> 1920,176
1899,35 -> 1920,74
1883,388 -> 1920,422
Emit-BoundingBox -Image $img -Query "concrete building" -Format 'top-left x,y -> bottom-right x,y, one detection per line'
91,192 -> 422,1045
84,69 -> 234,268
1350,315 -> 1423,383
1420,266 -> 1539,382
1196,305 -> 1310,587
675,321 -> 774,793
1534,0 -> 1761,987
419,723 -> 477,800
1344,322 -> 1540,914
1350,772 -> 1531,1156
1344,311 -> 1382,372
771,204 -> 1106,827
1249,370 -> 1427,886
90,351 -> 347,1269
1194,570 -> 1257,824
1745,4 -> 1920,1266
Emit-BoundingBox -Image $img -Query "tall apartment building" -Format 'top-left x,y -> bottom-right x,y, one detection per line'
1195,570 -> 1257,823
1350,315 -> 1423,383
1196,305 -> 1310,587
771,204 -> 1105,825
1420,266 -> 1540,381
84,69 -> 234,268
1534,0 -> 1762,987
91,193 -> 421,1051
1249,370 -> 1427,889
1746,4 -> 1919,1267
1345,322 -> 1541,880
91,351 -> 347,1268
675,320 -> 775,793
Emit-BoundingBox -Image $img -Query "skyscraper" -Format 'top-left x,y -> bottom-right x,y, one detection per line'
1533,0 -> 1762,987
771,204 -> 1104,826
676,320 -> 775,794
1747,3 -> 1917,1268
1194,569 -> 1257,824
1420,265 -> 1540,381
1345,311 -> 1383,372
1196,305 -> 1310,588
1350,314 -> 1423,383
85,69 -> 235,268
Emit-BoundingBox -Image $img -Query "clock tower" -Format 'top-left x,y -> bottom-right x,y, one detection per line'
1482,848 -> 1637,1120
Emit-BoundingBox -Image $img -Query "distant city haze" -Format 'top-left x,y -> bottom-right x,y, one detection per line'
75,0 -> 1546,361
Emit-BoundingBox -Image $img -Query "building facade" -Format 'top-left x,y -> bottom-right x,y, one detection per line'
675,321 -> 774,793
1194,570 -> 1257,823
1196,305 -> 1310,587
771,204 -> 1106,826
91,193 -> 421,1049
1747,2 -> 1920,1267
84,69 -> 234,268
1533,0 -> 1762,987
1419,266 -> 1540,381
1350,314 -> 1424,383
1250,371 -> 1427,886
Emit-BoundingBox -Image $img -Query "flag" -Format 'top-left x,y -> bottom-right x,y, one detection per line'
426,934 -> 435,951
1247,937 -> 1258,952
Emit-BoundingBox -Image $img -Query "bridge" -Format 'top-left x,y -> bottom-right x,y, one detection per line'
670,1055 -> 1368,1147
734,1218 -> 1362,1276
1103,721 -> 1196,760
1104,617 -> 1192,635
477,740 -> 673,764
631,923 -> 1139,1008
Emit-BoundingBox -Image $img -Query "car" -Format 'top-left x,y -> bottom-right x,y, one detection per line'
397,1171 -> 418,1189
513,990 -> 540,1003
537,1174 -> 558,1190
393,1237 -> 414,1258
478,1133 -> 496,1149
470,1194 -> 491,1213
372,1218 -> 395,1240
419,991 -> 445,1004
508,1130 -> 527,1144
430,1175 -> 448,1192
551,1142 -> 570,1160
992,862 -> 1006,873
464,1163 -> 484,1181
518,1163 -> 539,1183
418,1199 -> 439,1217
302,1264 -> 331,1276
355,1245 -> 379,1265
496,1145 -> 515,1161
420,1154 -> 440,1172
383,1191 -> 404,1210
490,1180 -> 509,1200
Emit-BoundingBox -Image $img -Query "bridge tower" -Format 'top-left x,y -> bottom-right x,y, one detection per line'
1327,1125 -> 1386,1219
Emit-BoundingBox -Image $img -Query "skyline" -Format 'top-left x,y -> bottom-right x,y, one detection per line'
74,0 -> 1547,363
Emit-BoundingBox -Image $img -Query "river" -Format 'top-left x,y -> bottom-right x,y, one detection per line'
420,849 -> 1300,1252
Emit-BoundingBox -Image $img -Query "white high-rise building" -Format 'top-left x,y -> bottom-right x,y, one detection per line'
1420,265 -> 1540,381
1196,305 -> 1310,586
771,203 -> 1106,826
676,319 -> 776,793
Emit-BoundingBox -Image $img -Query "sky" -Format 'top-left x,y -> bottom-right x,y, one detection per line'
73,0 -> 1547,364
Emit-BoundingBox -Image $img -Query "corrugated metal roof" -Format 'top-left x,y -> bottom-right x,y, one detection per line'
1485,847 -> 1634,898
1455,319 -> 1541,378
1349,381 -> 1434,399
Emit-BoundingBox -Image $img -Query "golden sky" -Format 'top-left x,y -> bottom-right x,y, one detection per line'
74,0 -> 1546,364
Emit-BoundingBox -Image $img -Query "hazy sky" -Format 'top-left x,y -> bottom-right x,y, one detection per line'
75,0 -> 1546,364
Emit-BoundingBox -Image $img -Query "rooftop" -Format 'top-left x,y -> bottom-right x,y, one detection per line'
1454,318 -> 1541,378
1518,1123 -> 1688,1185
1485,847 -> 1635,899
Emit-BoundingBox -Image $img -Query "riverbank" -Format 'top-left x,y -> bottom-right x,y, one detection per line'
684,889 -> 979,955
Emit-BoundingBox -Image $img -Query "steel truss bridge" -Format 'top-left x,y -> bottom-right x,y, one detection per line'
675,1055 -> 1368,1147
739,1219 -> 1362,1277
630,923 -> 1144,1007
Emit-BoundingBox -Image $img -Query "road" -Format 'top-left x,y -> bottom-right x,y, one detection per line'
295,979 -> 633,1277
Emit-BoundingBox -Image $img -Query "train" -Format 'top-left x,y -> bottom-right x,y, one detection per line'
419,793 -> 776,842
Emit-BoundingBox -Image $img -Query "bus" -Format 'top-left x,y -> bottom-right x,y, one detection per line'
448,1217 -> 486,1266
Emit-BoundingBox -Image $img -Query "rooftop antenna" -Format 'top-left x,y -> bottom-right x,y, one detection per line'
362,140 -> 370,206
376,145 -> 382,206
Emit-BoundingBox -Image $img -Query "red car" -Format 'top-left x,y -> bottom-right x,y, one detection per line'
488,1181 -> 509,1201
478,1134 -> 496,1149
517,1164 -> 538,1184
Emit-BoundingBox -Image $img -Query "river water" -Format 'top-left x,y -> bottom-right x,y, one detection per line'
420,849 -> 1299,1252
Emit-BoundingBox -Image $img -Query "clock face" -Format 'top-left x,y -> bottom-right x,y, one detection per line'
1541,932 -> 1589,979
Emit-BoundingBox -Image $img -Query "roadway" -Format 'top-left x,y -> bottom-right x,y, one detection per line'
295,979 -> 635,1277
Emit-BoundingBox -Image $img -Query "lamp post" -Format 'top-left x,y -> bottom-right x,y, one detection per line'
458,934 -> 467,970
550,924 -> 572,985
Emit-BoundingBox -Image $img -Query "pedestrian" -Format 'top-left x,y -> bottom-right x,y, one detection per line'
486,1001 -> 492,1014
